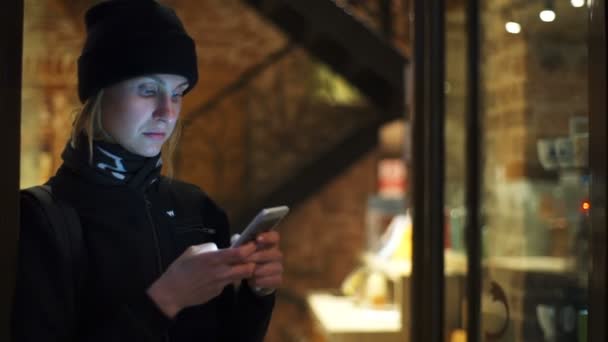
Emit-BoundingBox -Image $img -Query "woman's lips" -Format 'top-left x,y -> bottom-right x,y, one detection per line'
143,132 -> 166,140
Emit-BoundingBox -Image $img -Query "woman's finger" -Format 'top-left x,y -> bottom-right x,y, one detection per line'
252,262 -> 283,278
255,230 -> 280,246
200,243 -> 256,265
249,274 -> 283,289
250,248 -> 283,263
221,263 -> 256,283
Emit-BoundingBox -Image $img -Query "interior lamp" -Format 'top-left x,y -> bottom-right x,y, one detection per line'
540,0 -> 556,22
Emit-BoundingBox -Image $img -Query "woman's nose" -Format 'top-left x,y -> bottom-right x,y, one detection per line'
154,93 -> 179,121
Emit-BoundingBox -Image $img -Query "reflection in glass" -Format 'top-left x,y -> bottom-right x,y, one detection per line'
480,1 -> 589,341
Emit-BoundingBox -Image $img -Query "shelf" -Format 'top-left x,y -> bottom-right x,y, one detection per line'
362,249 -> 468,280
307,292 -> 401,333
483,256 -> 576,273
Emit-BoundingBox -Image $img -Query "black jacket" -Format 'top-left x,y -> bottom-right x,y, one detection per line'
12,152 -> 275,341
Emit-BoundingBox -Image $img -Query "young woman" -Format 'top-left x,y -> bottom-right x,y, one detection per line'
12,1 -> 282,341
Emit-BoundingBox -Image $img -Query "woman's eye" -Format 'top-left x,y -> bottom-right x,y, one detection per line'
172,92 -> 184,101
139,85 -> 158,96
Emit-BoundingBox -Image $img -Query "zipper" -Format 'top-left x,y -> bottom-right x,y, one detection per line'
144,195 -> 163,276
144,194 -> 170,342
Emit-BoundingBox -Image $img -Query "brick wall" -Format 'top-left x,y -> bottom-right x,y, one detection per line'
21,0 -> 81,187
266,150 -> 378,342
177,47 -> 376,217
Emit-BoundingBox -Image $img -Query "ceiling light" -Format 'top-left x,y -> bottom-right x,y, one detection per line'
540,9 -> 556,22
540,0 -> 556,22
505,21 -> 522,34
571,0 -> 585,7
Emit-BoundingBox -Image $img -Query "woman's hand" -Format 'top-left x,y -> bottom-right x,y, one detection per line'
147,242 -> 257,318
246,231 -> 283,292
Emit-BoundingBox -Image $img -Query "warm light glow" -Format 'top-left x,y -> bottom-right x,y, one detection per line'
505,21 -> 522,34
571,0 -> 585,7
582,201 -> 591,211
540,10 -> 556,22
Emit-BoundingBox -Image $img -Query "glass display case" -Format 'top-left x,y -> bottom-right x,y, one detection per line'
411,0 -> 605,341
476,2 -> 590,341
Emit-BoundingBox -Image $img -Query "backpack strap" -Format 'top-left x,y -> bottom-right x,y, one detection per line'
22,185 -> 85,318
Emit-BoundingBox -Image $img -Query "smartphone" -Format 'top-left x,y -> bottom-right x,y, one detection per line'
231,205 -> 289,247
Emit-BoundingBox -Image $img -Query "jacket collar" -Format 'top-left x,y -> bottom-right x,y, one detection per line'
59,136 -> 162,193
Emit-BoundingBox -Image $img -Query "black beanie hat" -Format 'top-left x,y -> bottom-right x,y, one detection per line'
77,0 -> 198,103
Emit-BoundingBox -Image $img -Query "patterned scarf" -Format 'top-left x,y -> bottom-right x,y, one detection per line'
61,135 -> 162,190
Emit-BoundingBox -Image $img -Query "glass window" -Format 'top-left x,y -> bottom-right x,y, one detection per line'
479,1 -> 589,341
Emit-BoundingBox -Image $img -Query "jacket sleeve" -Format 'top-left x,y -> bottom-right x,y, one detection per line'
202,196 -> 276,342
12,193 -> 174,342
216,282 -> 276,342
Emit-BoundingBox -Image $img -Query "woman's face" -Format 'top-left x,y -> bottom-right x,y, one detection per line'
101,74 -> 189,157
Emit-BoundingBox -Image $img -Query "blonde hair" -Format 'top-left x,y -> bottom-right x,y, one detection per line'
70,90 -> 180,178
